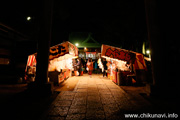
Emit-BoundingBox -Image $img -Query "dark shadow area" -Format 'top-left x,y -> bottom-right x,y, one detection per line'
121,86 -> 179,114
1,88 -> 59,120
139,93 -> 179,113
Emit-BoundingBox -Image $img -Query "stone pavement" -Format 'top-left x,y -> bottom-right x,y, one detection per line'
41,74 -> 155,120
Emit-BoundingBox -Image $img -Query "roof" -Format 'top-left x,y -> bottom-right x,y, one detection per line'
69,32 -> 101,48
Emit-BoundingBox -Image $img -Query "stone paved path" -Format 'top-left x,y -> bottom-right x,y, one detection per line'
42,74 -> 153,120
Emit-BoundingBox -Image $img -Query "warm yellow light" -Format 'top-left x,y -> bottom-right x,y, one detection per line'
84,47 -> 87,49
75,43 -> 79,46
146,50 -> 150,54
27,16 -> 31,21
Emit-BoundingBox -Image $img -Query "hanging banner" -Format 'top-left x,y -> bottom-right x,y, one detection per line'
134,54 -> 147,70
26,41 -> 78,69
68,42 -> 78,57
49,41 -> 78,60
49,42 -> 69,60
101,44 -> 136,63
86,52 -> 96,59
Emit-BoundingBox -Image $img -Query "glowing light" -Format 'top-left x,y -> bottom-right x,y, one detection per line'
146,50 -> 150,54
27,16 -> 31,21
75,43 -> 79,46
146,50 -> 151,58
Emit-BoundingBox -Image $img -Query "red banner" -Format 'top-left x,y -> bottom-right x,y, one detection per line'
101,44 -> 136,62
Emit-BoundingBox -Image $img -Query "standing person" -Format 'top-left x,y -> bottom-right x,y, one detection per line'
102,58 -> 107,77
87,58 -> 93,77
78,58 -> 82,76
80,58 -> 85,75
94,59 -> 98,74
75,58 -> 82,76
84,59 -> 87,73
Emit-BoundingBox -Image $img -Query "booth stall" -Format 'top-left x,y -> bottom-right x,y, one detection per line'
100,44 -> 147,86
25,41 -> 78,85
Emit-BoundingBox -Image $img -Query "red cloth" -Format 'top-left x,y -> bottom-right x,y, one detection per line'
89,71 -> 92,75
87,62 -> 93,71
81,71 -> 83,75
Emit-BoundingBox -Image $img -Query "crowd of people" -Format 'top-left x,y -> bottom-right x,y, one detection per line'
73,57 -> 108,77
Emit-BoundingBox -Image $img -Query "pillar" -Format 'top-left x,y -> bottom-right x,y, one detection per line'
144,0 -> 178,97
34,0 -> 54,94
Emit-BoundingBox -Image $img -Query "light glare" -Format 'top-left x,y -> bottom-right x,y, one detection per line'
27,16 -> 31,21
146,50 -> 150,54
75,43 -> 79,46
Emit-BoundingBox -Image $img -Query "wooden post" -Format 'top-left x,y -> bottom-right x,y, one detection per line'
34,0 -> 54,94
144,0 -> 177,96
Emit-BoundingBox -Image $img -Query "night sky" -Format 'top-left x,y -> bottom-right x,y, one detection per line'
1,0 -> 147,51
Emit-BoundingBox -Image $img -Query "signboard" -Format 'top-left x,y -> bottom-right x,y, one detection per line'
68,42 -> 78,57
49,41 -> 78,60
26,41 -> 78,70
101,44 -> 136,63
86,52 -> 96,59
49,42 -> 69,60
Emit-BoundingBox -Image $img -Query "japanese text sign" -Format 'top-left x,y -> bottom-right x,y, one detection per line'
101,44 -> 136,63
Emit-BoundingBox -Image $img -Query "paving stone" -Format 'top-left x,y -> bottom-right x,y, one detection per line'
46,116 -> 65,120
87,92 -> 99,96
88,83 -> 96,85
68,106 -> 86,114
43,75 -> 153,120
97,86 -> 108,90
101,98 -> 117,105
109,89 -> 121,92
100,94 -> 113,99
87,87 -> 98,90
86,115 -> 106,120
105,114 -> 125,120
74,93 -> 87,97
77,85 -> 88,89
96,81 -> 105,84
114,93 -> 127,100
87,102 -> 103,109
87,89 -> 99,93
86,108 -> 105,116
66,114 -> 86,120
117,99 -> 135,111
99,89 -> 110,92
78,82 -> 88,85
106,85 -> 119,89
103,104 -> 122,117
48,106 -> 69,116
56,95 -> 74,101
87,86 -> 98,88
87,99 -> 102,104
87,96 -> 101,101
99,92 -> 112,95
53,100 -> 72,107
111,92 -> 125,97
76,88 -> 87,92
70,105 -> 86,109
103,103 -> 119,110
62,92 -> 76,96
72,99 -> 86,106
73,97 -> 87,101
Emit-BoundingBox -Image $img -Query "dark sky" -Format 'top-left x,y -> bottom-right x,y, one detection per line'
1,0 -> 147,51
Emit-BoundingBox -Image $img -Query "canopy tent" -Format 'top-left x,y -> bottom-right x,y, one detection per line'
26,54 -> 36,67
101,44 -> 147,70
25,41 -> 79,84
26,41 -> 78,71
101,44 -> 147,86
